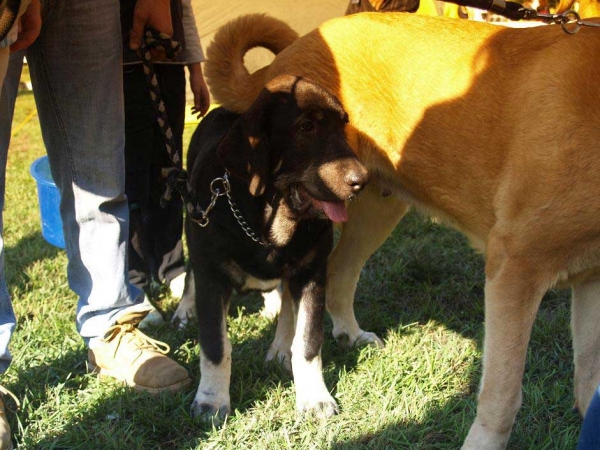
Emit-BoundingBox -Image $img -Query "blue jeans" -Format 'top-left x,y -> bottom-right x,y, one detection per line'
578,385 -> 600,450
0,0 -> 147,372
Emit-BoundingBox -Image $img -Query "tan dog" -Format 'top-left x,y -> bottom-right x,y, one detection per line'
204,12 -> 600,450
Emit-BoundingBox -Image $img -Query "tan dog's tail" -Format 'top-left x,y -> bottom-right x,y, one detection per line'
205,14 -> 299,113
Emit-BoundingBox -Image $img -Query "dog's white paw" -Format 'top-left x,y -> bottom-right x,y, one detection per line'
190,389 -> 231,425
171,297 -> 196,330
333,328 -> 384,349
266,344 -> 292,372
296,389 -> 339,418
462,418 -> 511,450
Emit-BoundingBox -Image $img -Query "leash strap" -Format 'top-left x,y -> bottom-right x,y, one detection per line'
137,28 -> 206,221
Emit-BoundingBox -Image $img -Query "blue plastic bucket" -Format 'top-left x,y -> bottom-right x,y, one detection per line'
29,156 -> 65,249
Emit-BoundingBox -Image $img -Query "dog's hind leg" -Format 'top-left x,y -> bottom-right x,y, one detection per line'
266,282 -> 295,371
327,183 -> 408,348
463,251 -> 546,450
260,284 -> 282,320
171,269 -> 196,329
571,274 -> 600,416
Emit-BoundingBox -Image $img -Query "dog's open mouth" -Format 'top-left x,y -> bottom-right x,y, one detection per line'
289,184 -> 348,223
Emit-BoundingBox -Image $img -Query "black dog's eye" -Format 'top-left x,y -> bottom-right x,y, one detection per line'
299,121 -> 315,133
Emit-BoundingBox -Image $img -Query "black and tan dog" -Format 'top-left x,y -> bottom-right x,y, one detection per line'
174,74 -> 368,422
203,12 -> 600,449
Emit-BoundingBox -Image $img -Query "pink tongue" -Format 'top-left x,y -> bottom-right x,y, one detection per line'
320,201 -> 348,223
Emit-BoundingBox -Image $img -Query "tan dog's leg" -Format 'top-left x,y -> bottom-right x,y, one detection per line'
463,257 -> 545,450
266,283 -> 295,371
327,184 -> 408,347
572,275 -> 600,415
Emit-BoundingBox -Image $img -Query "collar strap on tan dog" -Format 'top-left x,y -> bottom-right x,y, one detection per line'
189,171 -> 269,247
450,0 -> 600,31
452,0 -> 537,20
534,10 -> 600,34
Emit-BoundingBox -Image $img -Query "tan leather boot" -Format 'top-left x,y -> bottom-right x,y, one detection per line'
88,310 -> 191,394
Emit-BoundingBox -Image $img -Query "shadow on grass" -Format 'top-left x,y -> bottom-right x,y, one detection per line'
4,232 -> 62,292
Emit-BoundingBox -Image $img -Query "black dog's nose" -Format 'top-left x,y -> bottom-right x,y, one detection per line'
345,167 -> 369,193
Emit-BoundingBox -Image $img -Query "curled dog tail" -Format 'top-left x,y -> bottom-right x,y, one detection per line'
205,14 -> 299,112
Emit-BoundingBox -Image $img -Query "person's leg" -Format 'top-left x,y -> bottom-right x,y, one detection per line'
149,64 -> 186,289
26,1 -> 142,339
0,50 -> 22,377
123,63 -> 156,293
0,50 -> 25,450
25,0 -> 189,391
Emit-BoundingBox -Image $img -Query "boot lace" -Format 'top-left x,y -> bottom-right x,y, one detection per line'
0,385 -> 20,410
101,323 -> 171,360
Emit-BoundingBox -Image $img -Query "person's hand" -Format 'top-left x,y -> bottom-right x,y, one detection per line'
129,0 -> 172,52
188,63 -> 210,118
10,0 -> 41,53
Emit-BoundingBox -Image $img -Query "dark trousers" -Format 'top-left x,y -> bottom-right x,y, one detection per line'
123,63 -> 186,292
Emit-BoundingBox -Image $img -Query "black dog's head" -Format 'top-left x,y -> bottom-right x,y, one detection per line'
217,75 -> 368,223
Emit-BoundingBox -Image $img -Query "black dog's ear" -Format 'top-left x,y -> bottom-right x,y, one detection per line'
217,91 -> 272,197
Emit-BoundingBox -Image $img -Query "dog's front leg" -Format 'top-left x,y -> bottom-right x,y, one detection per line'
462,255 -> 545,450
289,266 -> 338,418
190,266 -> 233,425
327,184 -> 408,348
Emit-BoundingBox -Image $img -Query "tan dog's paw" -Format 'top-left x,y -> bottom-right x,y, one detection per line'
334,329 -> 384,349
462,418 -> 511,450
266,344 -> 292,372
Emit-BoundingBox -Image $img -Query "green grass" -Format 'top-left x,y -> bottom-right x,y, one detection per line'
2,84 -> 581,449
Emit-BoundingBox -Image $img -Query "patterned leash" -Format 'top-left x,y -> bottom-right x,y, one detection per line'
138,28 -> 206,222
137,28 -> 263,239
